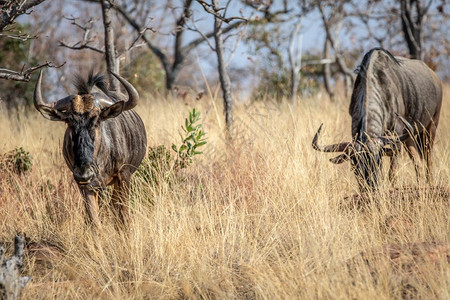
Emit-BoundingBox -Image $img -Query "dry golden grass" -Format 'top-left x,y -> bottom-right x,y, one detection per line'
0,86 -> 449,299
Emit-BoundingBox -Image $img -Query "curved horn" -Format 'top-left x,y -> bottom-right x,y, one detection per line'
330,153 -> 350,164
111,72 -> 139,111
396,113 -> 415,134
34,70 -> 73,111
312,124 -> 351,152
91,92 -> 115,108
33,70 -> 47,111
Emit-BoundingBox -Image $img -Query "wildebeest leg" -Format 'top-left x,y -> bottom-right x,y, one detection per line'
96,187 -> 108,211
423,122 -> 437,184
111,174 -> 131,226
80,189 -> 101,228
405,139 -> 423,184
388,144 -> 401,184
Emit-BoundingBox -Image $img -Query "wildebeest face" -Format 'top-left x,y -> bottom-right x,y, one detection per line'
34,70 -> 140,187
349,142 -> 382,192
311,124 -> 406,192
39,94 -> 125,185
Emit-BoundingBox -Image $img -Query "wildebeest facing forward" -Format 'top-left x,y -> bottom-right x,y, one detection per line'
34,71 -> 147,226
312,48 -> 442,191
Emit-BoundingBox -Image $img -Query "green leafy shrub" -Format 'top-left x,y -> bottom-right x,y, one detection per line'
138,108 -> 207,186
0,147 -> 32,175
172,108 -> 207,169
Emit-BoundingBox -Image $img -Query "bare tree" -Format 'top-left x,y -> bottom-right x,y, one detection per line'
112,0 -> 221,92
347,0 -> 448,61
60,0 -> 145,88
354,0 -> 449,78
197,0 -> 247,135
107,0 -> 290,93
317,0 -> 355,97
213,2 -> 234,134
288,17 -> 302,106
400,0 -> 433,60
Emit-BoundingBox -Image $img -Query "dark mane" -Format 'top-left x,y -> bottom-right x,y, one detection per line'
350,48 -> 400,140
354,47 -> 400,78
74,70 -> 110,95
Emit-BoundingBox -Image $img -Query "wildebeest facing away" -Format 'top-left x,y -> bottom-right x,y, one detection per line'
312,48 -> 442,191
34,70 -> 147,227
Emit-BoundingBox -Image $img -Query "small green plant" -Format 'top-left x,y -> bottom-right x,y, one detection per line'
138,108 -> 207,187
172,108 -> 207,169
0,147 -> 32,175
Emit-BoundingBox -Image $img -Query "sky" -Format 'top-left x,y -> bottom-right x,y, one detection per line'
178,0 -> 449,93
15,0 -> 450,98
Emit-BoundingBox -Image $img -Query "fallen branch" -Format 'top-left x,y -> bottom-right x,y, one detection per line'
0,236 -> 31,300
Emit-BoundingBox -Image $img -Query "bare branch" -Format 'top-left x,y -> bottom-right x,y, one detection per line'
59,16 -> 105,54
58,40 -> 105,54
197,0 -> 248,23
127,26 -> 155,52
0,61 -> 65,82
224,24 -> 247,67
109,1 -> 172,77
88,0 -> 289,91
0,0 -> 47,31
63,15 -> 96,32
185,22 -> 216,51
318,2 -> 355,81
0,32 -> 34,41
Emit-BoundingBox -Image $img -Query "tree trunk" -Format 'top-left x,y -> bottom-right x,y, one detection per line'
165,71 -> 175,94
212,0 -> 233,136
400,0 -> 424,60
317,3 -> 356,93
101,0 -> 120,91
288,19 -> 302,107
323,38 -> 335,101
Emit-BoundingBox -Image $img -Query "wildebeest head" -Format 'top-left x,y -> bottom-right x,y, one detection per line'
33,71 -> 139,185
312,122 -> 411,191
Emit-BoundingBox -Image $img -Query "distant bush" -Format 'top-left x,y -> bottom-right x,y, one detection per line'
138,108 -> 207,186
251,67 -> 321,101
0,146 -> 32,175
0,23 -> 39,109
122,51 -> 166,95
